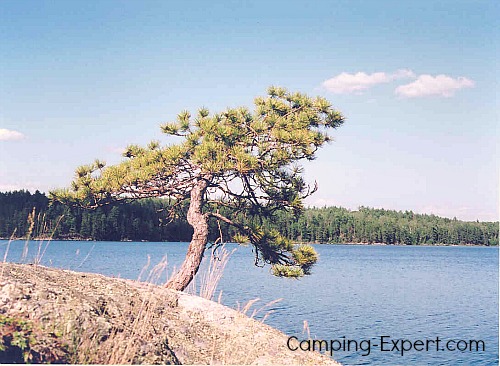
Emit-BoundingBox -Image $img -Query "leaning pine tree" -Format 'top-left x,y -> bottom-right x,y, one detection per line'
51,87 -> 344,291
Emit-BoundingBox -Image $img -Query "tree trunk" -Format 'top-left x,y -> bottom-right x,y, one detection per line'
165,178 -> 209,291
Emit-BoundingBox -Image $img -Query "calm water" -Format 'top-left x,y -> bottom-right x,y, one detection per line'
1,240 -> 498,366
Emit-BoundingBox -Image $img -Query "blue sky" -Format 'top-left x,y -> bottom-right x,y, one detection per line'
0,0 -> 498,221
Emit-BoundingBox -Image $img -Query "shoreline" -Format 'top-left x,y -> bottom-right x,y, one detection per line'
1,237 -> 496,247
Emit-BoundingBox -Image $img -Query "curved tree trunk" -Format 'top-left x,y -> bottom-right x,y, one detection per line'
165,178 -> 209,291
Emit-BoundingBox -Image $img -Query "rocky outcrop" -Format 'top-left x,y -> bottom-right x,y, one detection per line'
0,263 -> 340,365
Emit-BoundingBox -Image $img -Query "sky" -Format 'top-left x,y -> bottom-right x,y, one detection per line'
0,0 -> 498,221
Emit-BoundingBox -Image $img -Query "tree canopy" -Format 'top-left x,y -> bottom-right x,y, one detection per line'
2,191 -> 497,246
51,87 -> 345,290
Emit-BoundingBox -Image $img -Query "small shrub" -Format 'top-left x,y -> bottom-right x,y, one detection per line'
0,314 -> 69,363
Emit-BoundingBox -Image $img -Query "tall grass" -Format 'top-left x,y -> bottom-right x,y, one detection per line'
0,207 -> 63,266
1,215 -> 289,364
70,243 -> 235,363
0,230 -> 17,279
33,214 -> 64,266
1,208 -> 61,280
187,243 -> 236,301
236,297 -> 283,324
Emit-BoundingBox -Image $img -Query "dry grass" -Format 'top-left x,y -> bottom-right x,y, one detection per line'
74,299 -> 163,364
303,319 -> 311,339
1,207 -> 63,266
187,243 -> 235,301
2,215 -> 290,364
0,230 -> 17,279
69,243 -> 235,364
77,242 -> 290,365
1,208 -> 60,279
237,297 -> 283,324
67,254 -> 174,364
204,296 -> 286,365
33,214 -> 63,266
1,218 -> 234,363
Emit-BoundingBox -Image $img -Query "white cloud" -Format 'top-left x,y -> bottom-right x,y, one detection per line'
322,69 -> 415,94
0,128 -> 25,141
395,74 -> 475,98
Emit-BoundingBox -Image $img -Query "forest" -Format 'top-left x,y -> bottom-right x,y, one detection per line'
0,190 -> 497,246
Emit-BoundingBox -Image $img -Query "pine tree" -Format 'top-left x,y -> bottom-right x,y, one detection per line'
51,87 -> 344,290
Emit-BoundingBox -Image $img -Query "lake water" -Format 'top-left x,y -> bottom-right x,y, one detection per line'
1,240 -> 498,366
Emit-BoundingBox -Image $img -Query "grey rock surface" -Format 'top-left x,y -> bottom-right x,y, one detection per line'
0,262 -> 340,365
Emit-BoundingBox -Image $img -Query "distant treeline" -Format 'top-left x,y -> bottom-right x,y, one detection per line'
0,190 -> 498,246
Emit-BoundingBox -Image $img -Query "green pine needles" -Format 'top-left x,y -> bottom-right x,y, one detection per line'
52,86 -> 344,290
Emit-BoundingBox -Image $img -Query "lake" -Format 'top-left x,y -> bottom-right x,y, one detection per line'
1,240 -> 498,366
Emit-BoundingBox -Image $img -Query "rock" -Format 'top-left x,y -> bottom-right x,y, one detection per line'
0,262 -> 340,365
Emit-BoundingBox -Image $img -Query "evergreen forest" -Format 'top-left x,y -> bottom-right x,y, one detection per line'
0,190 -> 497,246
